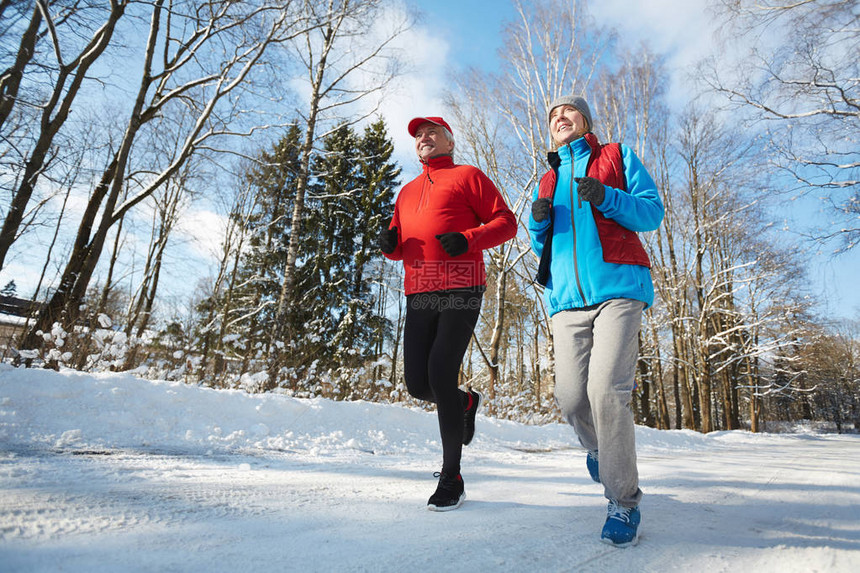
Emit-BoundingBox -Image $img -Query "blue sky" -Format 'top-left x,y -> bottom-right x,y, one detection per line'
417,0 -> 514,70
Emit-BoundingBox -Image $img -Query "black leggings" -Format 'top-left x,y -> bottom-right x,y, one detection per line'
403,289 -> 483,475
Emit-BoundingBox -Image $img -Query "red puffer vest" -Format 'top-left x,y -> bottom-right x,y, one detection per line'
538,133 -> 651,270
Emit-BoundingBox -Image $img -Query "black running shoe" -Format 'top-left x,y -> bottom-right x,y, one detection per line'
463,389 -> 483,445
427,471 -> 465,511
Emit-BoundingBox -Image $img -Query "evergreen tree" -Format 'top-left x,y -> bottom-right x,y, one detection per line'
201,119 -> 400,391
349,119 -> 401,361
1,280 -> 17,297
300,120 -> 400,388
225,125 -> 304,375
299,123 -> 362,371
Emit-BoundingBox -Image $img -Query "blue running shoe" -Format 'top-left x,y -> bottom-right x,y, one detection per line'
600,500 -> 640,547
586,450 -> 600,483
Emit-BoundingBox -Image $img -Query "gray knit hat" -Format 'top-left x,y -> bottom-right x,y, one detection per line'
547,95 -> 592,131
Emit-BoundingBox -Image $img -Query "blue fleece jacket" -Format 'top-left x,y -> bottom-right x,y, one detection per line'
528,135 -> 664,315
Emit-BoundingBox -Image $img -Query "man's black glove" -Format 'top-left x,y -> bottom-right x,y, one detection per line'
531,197 -> 552,222
436,232 -> 468,257
574,176 -> 606,206
377,226 -> 398,254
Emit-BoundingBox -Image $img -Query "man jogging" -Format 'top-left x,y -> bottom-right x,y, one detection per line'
378,116 -> 516,511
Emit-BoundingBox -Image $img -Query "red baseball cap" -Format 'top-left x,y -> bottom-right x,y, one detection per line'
407,116 -> 453,137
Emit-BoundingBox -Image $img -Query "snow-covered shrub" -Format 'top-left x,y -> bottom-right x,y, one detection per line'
238,371 -> 269,393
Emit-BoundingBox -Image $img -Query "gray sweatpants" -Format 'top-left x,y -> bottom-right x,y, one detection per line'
551,298 -> 644,508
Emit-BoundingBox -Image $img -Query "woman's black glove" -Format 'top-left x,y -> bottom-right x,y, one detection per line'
574,177 -> 606,206
531,197 -> 552,222
435,232 -> 468,257
377,226 -> 398,254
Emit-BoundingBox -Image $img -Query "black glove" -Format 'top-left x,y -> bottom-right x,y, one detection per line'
377,226 -> 398,254
574,177 -> 606,206
531,197 -> 552,222
435,232 -> 468,257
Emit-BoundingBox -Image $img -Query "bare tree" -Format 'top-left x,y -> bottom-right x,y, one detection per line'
702,0 -> 859,251
195,167 -> 260,385
654,103 -> 817,433
125,168 -> 190,335
0,1 -> 130,270
18,0 -> 316,352
797,320 -> 860,432
0,0 -> 81,132
0,1 -> 43,133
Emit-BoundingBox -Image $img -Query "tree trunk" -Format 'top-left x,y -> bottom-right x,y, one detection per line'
486,265 -> 509,414
0,0 -> 127,269
636,332 -> 656,427
269,9 -> 339,388
0,4 -> 42,133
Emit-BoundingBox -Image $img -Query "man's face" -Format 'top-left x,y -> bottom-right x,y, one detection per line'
414,122 -> 454,161
550,105 -> 588,146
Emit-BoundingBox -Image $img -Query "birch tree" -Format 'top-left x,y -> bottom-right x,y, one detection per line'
662,104 -> 816,432
702,0 -> 859,251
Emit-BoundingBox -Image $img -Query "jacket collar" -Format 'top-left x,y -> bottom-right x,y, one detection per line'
557,135 -> 591,163
421,154 -> 455,170
548,132 -> 601,166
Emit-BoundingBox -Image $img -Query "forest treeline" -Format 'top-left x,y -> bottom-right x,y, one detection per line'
1,0 -> 857,434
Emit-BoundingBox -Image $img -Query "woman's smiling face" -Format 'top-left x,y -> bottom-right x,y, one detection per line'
550,105 -> 589,146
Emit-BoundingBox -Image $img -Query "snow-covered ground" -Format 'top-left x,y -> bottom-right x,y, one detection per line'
1,365 -> 858,572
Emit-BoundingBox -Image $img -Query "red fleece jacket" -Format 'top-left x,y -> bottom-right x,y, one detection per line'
385,155 -> 516,294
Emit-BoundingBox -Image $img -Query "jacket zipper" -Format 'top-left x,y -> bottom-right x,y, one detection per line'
568,144 -> 587,305
418,167 -> 433,211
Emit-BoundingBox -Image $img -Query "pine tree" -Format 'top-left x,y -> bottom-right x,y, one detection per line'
300,120 -> 400,391
225,125 -> 304,378
299,123 -> 362,372
349,119 -> 400,363
199,119 -> 400,392
1,280 -> 17,297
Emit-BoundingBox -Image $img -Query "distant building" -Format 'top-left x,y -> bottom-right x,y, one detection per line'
0,295 -> 41,350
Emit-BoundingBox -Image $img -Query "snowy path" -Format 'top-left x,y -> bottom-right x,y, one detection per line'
1,368 -> 859,572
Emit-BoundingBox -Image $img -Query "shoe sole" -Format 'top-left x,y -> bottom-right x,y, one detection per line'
600,533 -> 639,548
427,492 -> 466,512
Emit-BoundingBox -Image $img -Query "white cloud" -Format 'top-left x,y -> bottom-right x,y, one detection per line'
380,22 -> 452,173
175,207 -> 227,261
598,0 -> 715,56
342,2 -> 453,175
594,0 -> 719,103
